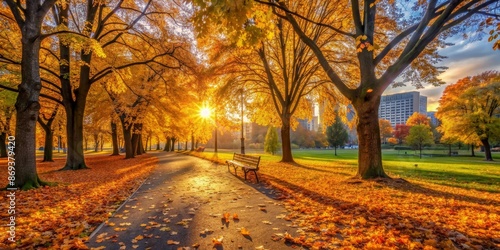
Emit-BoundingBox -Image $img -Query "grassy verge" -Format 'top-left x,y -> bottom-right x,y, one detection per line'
0,154 -> 157,249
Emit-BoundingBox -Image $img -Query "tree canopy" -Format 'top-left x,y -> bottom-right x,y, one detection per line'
437,71 -> 500,161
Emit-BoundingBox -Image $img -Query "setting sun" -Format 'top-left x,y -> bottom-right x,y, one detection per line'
199,106 -> 212,118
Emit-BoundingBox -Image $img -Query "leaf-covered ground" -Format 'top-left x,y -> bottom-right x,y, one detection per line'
0,154 -> 157,249
192,151 -> 500,249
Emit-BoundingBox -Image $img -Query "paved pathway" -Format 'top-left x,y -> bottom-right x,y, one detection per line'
87,152 -> 295,250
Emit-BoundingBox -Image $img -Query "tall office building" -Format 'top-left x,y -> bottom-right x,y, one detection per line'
379,91 -> 428,127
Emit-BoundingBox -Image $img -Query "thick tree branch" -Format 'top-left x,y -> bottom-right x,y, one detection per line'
255,0 -> 354,38
4,0 -> 25,27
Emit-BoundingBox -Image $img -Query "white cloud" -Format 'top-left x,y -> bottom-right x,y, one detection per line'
384,38 -> 500,111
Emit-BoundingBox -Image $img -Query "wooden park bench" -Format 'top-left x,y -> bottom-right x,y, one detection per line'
226,153 -> 261,183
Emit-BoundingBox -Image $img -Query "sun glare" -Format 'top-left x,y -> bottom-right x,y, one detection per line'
199,106 -> 212,118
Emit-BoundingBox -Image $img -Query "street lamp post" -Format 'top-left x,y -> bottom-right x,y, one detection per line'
214,109 -> 218,153
240,89 -> 245,155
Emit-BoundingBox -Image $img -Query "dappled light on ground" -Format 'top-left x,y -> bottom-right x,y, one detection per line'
0,155 -> 157,249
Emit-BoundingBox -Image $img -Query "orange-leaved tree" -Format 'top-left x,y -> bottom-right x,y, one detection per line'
406,112 -> 431,127
190,0 -> 500,178
436,71 -> 500,161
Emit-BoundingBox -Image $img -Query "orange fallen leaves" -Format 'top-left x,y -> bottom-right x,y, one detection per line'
257,160 -> 500,249
222,212 -> 230,223
0,154 -> 157,249
167,240 -> 180,245
240,227 -> 250,236
212,236 -> 224,246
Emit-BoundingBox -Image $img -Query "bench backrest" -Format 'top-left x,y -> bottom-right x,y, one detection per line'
233,153 -> 261,170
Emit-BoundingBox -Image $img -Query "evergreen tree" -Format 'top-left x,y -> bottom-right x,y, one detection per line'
326,116 -> 348,156
264,126 -> 279,155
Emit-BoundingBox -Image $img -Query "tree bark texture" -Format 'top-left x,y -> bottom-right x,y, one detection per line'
0,133 -> 7,158
352,96 -> 388,179
164,137 -> 171,151
111,121 -> 119,155
121,121 -> 134,159
280,116 -> 294,163
10,0 -> 56,189
170,138 -> 176,151
481,138 -> 493,161
61,104 -> 88,170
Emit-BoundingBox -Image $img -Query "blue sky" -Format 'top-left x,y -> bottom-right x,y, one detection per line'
384,37 -> 500,111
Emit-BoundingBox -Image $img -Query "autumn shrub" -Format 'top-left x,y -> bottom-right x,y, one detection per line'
0,154 -> 157,249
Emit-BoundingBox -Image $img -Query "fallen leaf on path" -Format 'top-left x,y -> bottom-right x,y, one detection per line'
223,212 -> 230,223
167,240 -> 180,245
240,227 -> 250,236
213,236 -> 224,245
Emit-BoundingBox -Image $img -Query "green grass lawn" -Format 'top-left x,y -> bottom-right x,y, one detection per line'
200,148 -> 500,192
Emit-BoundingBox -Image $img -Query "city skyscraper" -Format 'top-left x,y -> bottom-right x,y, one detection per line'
379,91 -> 428,127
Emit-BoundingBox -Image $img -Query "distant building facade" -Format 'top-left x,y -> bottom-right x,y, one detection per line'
427,111 -> 439,127
379,91 -> 428,127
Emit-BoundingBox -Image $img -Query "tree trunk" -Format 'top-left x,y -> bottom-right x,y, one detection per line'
480,138 -> 493,161
145,136 -> 149,152
0,109 -> 13,158
58,135 -> 61,153
164,137 -> 171,151
471,144 -> 475,157
156,136 -> 160,150
334,146 -> 337,156
100,134 -> 104,151
280,118 -> 294,163
12,4 -> 50,189
111,121 -> 119,155
352,96 -> 388,179
61,106 -> 88,170
94,133 -> 99,152
191,134 -> 195,151
132,133 -> 139,156
36,104 -> 58,161
419,145 -> 422,159
42,130 -> 54,162
139,134 -> 145,154
0,132 -> 6,158
171,137 -> 176,151
448,144 -> 452,156
121,121 -> 134,159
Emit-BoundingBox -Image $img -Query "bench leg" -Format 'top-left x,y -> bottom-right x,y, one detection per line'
253,170 -> 259,183
243,169 -> 259,183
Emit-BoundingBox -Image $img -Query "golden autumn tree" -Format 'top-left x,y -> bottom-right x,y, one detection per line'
203,2 -> 342,162
378,119 -> 393,143
406,112 -> 431,127
0,0 -> 57,189
50,0 -> 193,170
190,0 -> 500,178
436,71 -> 500,161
